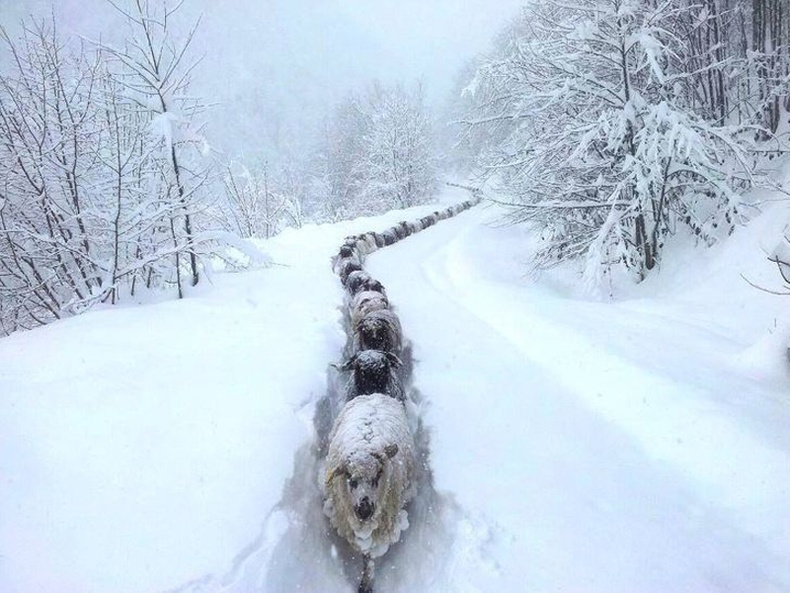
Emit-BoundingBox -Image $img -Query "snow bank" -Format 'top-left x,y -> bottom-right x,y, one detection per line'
0,202 -> 445,593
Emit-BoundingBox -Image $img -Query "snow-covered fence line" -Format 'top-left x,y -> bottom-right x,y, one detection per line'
322,197 -> 479,592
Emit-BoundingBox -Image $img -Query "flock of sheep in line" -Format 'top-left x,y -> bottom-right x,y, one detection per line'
319,198 -> 480,593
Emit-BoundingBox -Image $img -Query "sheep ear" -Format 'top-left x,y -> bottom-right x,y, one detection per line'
385,352 -> 402,368
384,443 -> 399,459
335,355 -> 357,372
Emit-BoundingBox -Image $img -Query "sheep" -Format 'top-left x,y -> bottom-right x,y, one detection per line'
419,215 -> 436,229
372,233 -> 386,248
323,393 -> 416,592
358,277 -> 386,296
353,309 -> 403,355
346,271 -> 386,297
406,220 -> 422,234
350,290 -> 390,325
346,270 -> 373,295
338,259 -> 363,286
357,233 -> 378,255
339,349 -> 404,402
338,244 -> 357,259
381,228 -> 398,246
397,221 -> 412,237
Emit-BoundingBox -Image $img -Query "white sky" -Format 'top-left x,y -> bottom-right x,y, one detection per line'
1,0 -> 523,156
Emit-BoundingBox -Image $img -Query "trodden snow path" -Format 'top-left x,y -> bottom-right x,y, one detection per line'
364,204 -> 790,592
3,192 -> 790,593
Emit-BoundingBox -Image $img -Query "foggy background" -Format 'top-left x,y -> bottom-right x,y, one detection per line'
2,0 -> 523,157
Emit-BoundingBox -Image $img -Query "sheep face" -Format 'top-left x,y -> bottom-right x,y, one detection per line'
346,270 -> 372,295
382,229 -> 397,246
338,259 -> 363,285
334,444 -> 398,522
342,350 -> 404,401
354,310 -> 402,354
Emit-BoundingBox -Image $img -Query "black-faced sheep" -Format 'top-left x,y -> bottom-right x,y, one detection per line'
350,290 -> 390,325
338,244 -> 356,259
397,221 -> 411,237
346,270 -> 373,295
353,309 -> 403,355
372,233 -> 386,248
419,215 -> 436,229
359,277 -> 386,296
356,234 -> 377,256
406,220 -> 422,234
338,259 -> 363,286
323,393 -> 416,591
340,350 -> 404,402
381,228 -> 398,246
346,271 -> 386,297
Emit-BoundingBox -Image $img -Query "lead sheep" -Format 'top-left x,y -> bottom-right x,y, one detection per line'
323,393 -> 416,593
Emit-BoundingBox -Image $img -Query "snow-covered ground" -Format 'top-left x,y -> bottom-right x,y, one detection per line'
2,187 -> 790,592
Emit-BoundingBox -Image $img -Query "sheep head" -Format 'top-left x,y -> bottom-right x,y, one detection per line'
327,444 -> 399,523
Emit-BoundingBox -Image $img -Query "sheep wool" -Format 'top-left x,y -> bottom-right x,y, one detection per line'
323,393 -> 416,559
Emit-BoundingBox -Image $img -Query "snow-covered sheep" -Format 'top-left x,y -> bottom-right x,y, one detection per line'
346,270 -> 373,295
419,214 -> 436,229
357,233 -> 378,255
346,271 -> 386,297
338,258 -> 363,286
353,309 -> 403,355
340,350 -> 404,401
350,290 -> 390,325
406,220 -> 422,234
381,228 -> 398,246
323,393 -> 416,591
358,277 -> 386,296
338,244 -> 357,259
397,221 -> 412,238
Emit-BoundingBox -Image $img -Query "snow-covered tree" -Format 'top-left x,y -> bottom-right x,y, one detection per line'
461,0 -> 760,290
104,0 -> 210,298
316,81 -> 437,219
219,159 -> 306,239
358,82 -> 438,210
0,3 -> 244,335
0,20 -> 107,331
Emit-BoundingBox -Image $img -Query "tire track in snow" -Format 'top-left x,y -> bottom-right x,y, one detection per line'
365,206 -> 790,592
427,215 -> 790,564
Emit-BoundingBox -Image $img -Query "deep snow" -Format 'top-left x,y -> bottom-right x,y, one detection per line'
2,187 -> 790,592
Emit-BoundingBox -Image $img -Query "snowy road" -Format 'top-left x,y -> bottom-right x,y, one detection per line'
365,204 -> 790,592
3,195 -> 789,593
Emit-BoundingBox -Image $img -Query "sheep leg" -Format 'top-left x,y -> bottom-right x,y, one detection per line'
358,554 -> 374,593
